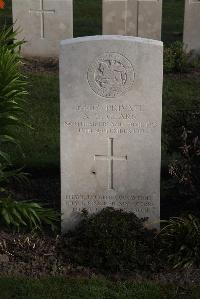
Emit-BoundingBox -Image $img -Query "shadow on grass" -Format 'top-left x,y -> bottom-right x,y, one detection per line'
0,277 -> 199,299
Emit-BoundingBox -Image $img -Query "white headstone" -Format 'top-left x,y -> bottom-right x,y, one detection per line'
102,0 -> 162,40
183,0 -> 200,54
12,0 -> 73,57
60,36 -> 163,232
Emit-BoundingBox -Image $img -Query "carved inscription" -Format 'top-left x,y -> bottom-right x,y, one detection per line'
87,53 -> 135,98
64,104 -> 158,135
65,193 -> 155,216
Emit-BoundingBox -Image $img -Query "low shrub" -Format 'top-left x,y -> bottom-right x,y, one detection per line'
164,42 -> 191,73
163,108 -> 200,155
60,208 -> 158,273
158,215 -> 200,269
169,127 -> 200,204
191,55 -> 200,69
0,197 -> 60,231
0,25 -> 23,50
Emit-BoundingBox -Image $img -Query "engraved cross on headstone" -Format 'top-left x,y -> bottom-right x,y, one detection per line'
94,138 -> 127,190
29,0 -> 55,39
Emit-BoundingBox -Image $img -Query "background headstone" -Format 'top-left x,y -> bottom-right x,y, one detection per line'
12,0 -> 73,57
60,36 -> 163,232
102,0 -> 162,40
183,0 -> 200,54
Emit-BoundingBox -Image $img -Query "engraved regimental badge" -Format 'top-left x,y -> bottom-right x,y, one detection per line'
87,53 -> 135,98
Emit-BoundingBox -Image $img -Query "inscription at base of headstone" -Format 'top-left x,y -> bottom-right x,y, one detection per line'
102,0 -> 162,40
12,0 -> 73,57
60,36 -> 163,232
184,0 -> 200,54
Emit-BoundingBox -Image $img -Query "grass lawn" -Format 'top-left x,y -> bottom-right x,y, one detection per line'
162,74 -> 200,156
162,0 -> 185,44
163,76 -> 200,109
74,0 -> 102,37
12,73 -> 60,171
0,277 -> 199,299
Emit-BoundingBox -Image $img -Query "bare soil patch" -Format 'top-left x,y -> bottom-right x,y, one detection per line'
0,231 -> 200,285
22,57 -> 59,73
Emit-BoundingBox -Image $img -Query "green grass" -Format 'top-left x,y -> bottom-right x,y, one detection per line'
162,0 -> 185,44
163,76 -> 200,111
162,75 -> 200,155
0,277 -> 199,299
10,72 -> 59,171
74,0 -> 102,37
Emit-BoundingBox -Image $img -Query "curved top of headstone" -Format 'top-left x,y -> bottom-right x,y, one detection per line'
60,35 -> 163,47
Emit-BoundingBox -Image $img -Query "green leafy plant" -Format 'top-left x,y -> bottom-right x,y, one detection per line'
0,26 -> 27,170
0,26 -> 60,232
169,127 -> 200,203
163,108 -> 200,155
0,25 -> 24,51
0,197 -> 60,231
158,215 -> 200,269
191,55 -> 200,69
60,208 -> 158,273
164,42 -> 191,73
164,46 -> 175,74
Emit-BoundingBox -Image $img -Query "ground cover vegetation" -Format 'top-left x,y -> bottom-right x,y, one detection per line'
1,277 -> 200,299
0,26 -> 60,231
0,0 -> 200,294
1,208 -> 200,284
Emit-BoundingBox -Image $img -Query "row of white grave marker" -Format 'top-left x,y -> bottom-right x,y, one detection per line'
12,0 -> 200,58
102,0 -> 162,40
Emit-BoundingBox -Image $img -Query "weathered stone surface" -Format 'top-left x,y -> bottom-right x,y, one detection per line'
102,0 -> 162,40
60,36 -> 163,232
184,0 -> 200,54
12,0 -> 73,57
